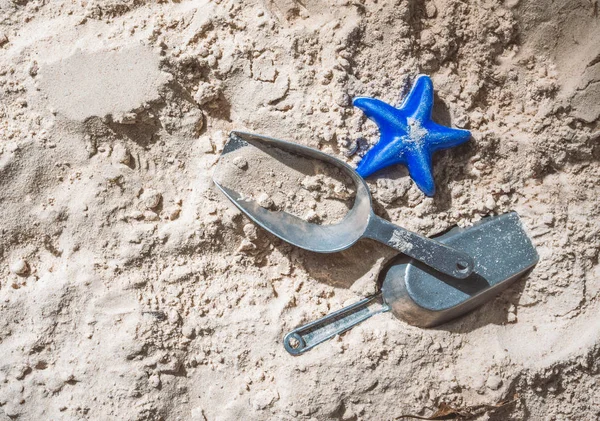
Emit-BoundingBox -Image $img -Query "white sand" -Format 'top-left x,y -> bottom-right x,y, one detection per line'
0,0 -> 599,420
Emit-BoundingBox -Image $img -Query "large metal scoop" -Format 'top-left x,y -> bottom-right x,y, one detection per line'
214,131 -> 475,279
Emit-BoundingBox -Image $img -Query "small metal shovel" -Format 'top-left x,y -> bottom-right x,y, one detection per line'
213,132 -> 538,355
282,212 -> 538,354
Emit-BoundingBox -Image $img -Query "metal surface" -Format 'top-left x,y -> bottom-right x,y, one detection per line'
382,212 -> 539,327
283,212 -> 539,355
283,294 -> 390,355
213,131 -> 474,279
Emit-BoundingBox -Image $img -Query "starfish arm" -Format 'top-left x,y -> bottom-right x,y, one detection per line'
400,74 -> 434,121
422,121 -> 471,152
356,135 -> 407,178
406,147 -> 436,196
353,97 -> 409,133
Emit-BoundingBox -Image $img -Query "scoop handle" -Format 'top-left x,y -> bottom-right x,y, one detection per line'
364,215 -> 474,279
283,293 -> 389,355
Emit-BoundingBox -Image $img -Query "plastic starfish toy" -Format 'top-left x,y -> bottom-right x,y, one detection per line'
354,75 -> 471,196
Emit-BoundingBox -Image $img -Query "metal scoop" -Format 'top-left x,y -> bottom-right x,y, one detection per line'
214,131 -> 475,279
283,212 -> 538,354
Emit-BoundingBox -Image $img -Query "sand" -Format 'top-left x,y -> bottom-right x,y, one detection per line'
214,136 -> 356,224
0,0 -> 599,420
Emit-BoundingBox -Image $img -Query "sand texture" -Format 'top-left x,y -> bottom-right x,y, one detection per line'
213,138 -> 356,225
0,0 -> 599,420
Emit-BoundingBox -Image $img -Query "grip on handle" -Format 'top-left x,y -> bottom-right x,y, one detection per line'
283,293 -> 389,355
365,216 -> 474,279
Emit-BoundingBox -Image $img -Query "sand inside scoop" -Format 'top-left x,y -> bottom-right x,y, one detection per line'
214,140 -> 356,225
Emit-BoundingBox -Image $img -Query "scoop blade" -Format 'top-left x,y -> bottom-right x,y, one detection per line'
212,131 -> 371,253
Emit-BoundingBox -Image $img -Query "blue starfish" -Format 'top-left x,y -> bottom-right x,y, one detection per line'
354,75 -> 471,196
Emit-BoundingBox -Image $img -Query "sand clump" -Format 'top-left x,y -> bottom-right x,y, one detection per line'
214,138 -> 356,224
0,0 -> 599,420
38,46 -> 169,121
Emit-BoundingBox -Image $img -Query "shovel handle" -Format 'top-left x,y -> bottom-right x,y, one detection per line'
365,215 -> 474,279
283,293 -> 389,355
